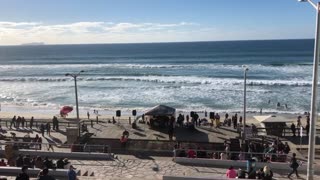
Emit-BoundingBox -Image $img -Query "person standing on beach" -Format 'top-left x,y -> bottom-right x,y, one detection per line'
40,124 -> 45,136
291,123 -> 296,137
87,111 -> 90,120
30,117 -> 34,129
10,115 -> 16,129
21,117 -> 25,128
17,116 -> 21,128
306,122 -> 310,136
46,123 -> 51,136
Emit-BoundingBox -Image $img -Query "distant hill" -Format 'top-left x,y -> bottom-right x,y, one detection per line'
21,42 -> 45,46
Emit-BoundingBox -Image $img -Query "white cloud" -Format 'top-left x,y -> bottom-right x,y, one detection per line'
0,21 -> 309,45
0,21 -> 199,45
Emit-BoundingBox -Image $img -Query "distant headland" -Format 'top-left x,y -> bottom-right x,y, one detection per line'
20,42 -> 45,46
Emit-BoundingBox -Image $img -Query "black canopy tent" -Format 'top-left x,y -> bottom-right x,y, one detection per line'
145,105 -> 176,128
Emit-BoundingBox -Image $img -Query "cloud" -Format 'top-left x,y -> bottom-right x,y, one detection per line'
0,20 -> 306,45
0,21 -> 199,44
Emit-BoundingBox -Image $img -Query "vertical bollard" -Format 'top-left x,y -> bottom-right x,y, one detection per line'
96,116 -> 98,124
91,120 -> 93,127
129,117 -> 131,125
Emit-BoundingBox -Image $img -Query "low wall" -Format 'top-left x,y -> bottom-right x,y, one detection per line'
89,138 -> 224,154
0,167 -> 79,179
0,150 -> 113,160
163,175 -> 229,180
175,157 -> 315,172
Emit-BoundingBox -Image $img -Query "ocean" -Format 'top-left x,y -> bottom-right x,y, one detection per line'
0,39 -> 315,115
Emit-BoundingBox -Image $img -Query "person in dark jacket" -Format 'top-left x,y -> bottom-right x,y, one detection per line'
16,166 -> 29,180
37,168 -> 55,180
56,158 -> 65,169
16,154 -> 24,167
291,123 -> 296,137
288,153 -> 300,178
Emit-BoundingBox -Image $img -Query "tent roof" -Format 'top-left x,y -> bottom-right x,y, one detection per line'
254,115 -> 294,123
145,105 -> 176,116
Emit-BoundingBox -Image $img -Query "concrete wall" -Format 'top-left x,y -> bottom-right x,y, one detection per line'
163,175 -> 229,180
0,166 -> 79,179
0,150 -> 112,160
175,157 -> 316,172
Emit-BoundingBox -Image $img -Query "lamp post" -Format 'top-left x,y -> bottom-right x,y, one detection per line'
298,1 -> 319,179
243,65 -> 249,141
65,70 -> 85,136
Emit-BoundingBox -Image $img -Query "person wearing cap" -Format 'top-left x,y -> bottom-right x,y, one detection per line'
68,165 -> 78,180
37,168 -> 55,180
16,165 -> 29,180
63,158 -> 71,169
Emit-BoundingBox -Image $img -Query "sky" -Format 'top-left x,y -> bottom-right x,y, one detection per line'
0,0 -> 317,45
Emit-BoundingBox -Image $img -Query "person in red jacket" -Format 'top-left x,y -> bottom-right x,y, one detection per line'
187,148 -> 196,158
226,166 -> 237,178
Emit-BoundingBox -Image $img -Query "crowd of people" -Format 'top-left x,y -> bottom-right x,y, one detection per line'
0,154 -> 78,180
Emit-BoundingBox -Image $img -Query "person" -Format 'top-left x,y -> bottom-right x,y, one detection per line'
63,158 -> 71,169
35,157 -> 44,169
40,124 -> 45,136
284,142 -> 291,154
16,154 -> 24,167
37,168 -> 55,180
226,166 -> 237,178
47,143 -> 54,152
56,158 -> 65,169
16,166 -> 29,180
220,153 -> 227,160
291,123 -> 296,137
120,135 -> 128,149
261,166 -> 273,180
10,115 -> 16,129
297,116 -> 302,128
0,159 -> 6,166
288,153 -> 300,178
46,123 -> 51,136
306,122 -> 310,136
237,168 -> 246,179
30,117 -> 34,129
67,165 -> 78,180
87,111 -> 90,120
187,148 -> 196,158
43,157 -> 53,169
21,117 -> 25,128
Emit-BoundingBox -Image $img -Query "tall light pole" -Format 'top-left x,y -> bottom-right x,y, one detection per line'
298,1 -> 319,179
243,65 -> 249,141
65,70 -> 85,136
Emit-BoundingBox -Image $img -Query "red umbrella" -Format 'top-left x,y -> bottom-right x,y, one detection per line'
60,106 -> 73,115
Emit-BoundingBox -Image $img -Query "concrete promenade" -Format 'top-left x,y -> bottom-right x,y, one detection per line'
1,155 -> 319,180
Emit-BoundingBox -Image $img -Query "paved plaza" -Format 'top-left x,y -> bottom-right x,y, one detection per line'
2,155 -> 319,179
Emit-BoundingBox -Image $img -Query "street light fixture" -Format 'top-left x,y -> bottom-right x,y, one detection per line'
298,0 -> 319,179
65,70 -> 85,136
242,65 -> 249,141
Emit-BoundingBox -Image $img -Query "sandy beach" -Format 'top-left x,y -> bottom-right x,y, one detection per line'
0,103 -> 313,128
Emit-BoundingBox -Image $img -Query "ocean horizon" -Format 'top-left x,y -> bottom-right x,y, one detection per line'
0,39 -> 315,114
